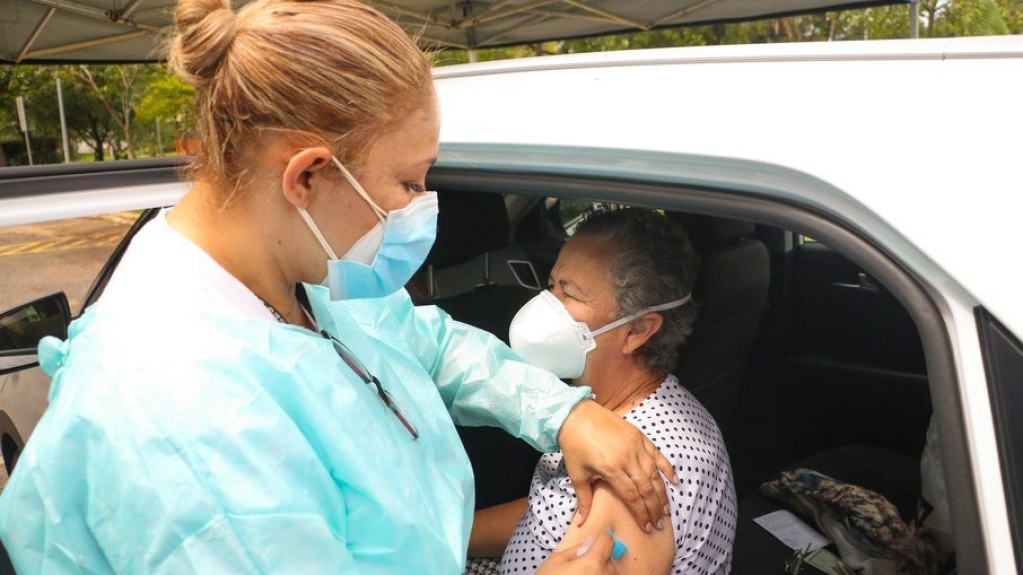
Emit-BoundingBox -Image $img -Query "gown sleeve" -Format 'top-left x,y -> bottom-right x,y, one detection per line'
403,295 -> 592,453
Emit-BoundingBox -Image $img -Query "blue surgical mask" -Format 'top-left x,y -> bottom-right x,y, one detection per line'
297,157 -> 438,300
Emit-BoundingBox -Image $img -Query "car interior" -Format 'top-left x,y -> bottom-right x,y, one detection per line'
410,186 -> 949,573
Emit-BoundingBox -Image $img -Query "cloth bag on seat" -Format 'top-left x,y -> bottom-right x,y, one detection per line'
762,469 -> 940,575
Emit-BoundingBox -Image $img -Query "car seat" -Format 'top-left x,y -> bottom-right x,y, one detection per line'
420,189 -> 544,509
421,190 -> 541,344
670,214 -> 770,445
0,537 -> 13,574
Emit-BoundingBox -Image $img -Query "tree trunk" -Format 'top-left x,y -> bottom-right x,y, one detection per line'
781,17 -> 800,42
88,128 -> 105,162
76,65 -> 138,159
123,125 -> 134,159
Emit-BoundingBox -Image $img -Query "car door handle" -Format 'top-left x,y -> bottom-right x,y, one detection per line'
833,272 -> 880,293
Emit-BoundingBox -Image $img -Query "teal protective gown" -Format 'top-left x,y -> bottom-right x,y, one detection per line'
0,281 -> 589,574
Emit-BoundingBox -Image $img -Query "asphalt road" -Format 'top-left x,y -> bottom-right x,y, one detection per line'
0,212 -> 136,313
0,212 -> 137,491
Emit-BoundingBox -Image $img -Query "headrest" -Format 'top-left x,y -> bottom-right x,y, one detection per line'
669,214 -> 756,252
425,190 -> 511,267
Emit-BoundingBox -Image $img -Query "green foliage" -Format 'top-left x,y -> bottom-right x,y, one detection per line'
0,66 -> 80,165
887,0 -> 1021,36
70,64 -> 161,159
135,72 -> 196,135
0,63 -> 184,164
133,71 -> 196,157
975,0 -> 1012,35
940,0 -> 1012,34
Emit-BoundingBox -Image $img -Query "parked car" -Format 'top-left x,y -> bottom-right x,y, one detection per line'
2,35 -> 1021,573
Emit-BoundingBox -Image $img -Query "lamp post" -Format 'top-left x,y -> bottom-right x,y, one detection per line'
909,0 -> 920,39
56,77 -> 71,163
15,96 -> 34,166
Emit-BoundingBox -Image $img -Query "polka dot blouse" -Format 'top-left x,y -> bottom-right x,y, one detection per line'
466,375 -> 736,575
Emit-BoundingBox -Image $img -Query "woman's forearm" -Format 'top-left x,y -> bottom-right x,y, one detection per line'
468,498 -> 529,558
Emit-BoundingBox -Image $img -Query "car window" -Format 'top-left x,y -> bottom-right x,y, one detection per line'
556,199 -> 596,236
0,211 -> 140,316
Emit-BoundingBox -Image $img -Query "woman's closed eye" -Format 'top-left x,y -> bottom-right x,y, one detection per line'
547,282 -> 568,298
549,283 -> 579,301
405,182 -> 426,193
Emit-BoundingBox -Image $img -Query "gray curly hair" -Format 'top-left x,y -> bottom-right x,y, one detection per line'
572,206 -> 700,374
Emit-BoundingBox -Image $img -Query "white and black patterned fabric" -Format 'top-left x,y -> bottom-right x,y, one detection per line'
468,375 -> 736,574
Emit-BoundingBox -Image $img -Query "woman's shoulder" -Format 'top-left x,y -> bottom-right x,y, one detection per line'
626,375 -> 730,466
628,375 -> 715,426
50,309 -> 310,407
99,211 -> 273,322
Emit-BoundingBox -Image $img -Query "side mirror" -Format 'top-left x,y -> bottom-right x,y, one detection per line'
0,292 -> 71,376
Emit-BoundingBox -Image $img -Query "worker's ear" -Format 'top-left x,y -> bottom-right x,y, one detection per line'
622,313 -> 663,356
281,147 -> 334,209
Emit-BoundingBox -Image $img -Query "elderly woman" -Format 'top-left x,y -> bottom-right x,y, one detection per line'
467,207 -> 737,575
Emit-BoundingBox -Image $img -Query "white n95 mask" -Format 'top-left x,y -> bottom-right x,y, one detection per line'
509,290 -> 692,379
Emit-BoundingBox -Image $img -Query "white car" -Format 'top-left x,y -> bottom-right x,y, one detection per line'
2,35 -> 1021,573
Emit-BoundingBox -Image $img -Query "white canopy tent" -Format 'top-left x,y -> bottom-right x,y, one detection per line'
1,0 -> 912,64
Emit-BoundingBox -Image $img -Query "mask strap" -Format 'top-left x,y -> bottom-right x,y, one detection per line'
331,157 -> 387,223
589,293 -> 692,339
297,207 -> 340,260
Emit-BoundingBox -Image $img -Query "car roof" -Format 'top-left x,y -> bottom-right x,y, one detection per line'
433,34 -> 1023,339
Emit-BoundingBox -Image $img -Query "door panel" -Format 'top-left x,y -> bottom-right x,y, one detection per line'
734,238 -> 932,493
782,239 -> 931,459
789,241 -> 925,374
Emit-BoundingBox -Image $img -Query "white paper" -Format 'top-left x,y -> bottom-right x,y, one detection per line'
753,510 -> 831,552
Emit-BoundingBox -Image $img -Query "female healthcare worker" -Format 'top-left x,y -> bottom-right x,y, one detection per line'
0,0 -> 675,573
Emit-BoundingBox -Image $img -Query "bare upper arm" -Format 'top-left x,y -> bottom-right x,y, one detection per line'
554,480 -> 675,575
469,497 -> 530,557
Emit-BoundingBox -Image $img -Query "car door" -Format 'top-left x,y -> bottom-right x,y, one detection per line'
740,235 -> 933,474
790,237 -> 930,447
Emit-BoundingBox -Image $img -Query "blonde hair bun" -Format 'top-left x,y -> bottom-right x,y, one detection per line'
168,0 -> 432,198
169,0 -> 239,87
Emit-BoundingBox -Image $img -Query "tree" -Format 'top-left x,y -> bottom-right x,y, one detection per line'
58,73 -> 118,162
6,67 -> 117,162
71,64 -> 158,159
936,0 -> 1013,35
135,71 -> 197,154
0,68 -> 18,166
0,65 -> 66,165
1,64 -> 166,163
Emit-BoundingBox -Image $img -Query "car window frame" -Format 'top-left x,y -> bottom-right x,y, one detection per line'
978,307 -> 1023,573
427,163 -> 986,573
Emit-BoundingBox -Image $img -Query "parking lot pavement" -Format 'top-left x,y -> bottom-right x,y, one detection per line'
0,212 -> 134,313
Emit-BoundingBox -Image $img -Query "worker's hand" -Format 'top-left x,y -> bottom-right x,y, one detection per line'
536,528 -> 619,575
557,399 -> 677,531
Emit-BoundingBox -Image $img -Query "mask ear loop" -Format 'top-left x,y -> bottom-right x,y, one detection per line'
588,293 -> 693,340
331,157 -> 387,223
297,207 -> 340,260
